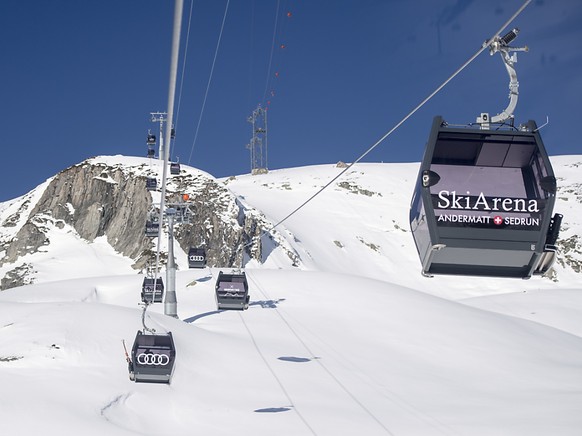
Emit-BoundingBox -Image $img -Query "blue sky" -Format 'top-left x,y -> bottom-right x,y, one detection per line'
1,0 -> 581,201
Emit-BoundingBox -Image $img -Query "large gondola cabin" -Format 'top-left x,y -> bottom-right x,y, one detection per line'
409,116 -> 561,278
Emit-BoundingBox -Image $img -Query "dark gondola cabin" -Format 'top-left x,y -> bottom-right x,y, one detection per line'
129,331 -> 176,383
188,247 -> 207,269
215,271 -> 250,310
147,133 -> 156,158
141,277 -> 164,303
146,177 -> 157,191
145,220 -> 159,237
410,116 -> 560,278
170,162 -> 180,175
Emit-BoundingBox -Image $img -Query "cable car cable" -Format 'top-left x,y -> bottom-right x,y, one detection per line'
154,0 -> 184,283
187,0 -> 231,166
172,0 -> 196,160
262,1 -> 292,109
255,0 -> 533,237
262,0 -> 281,104
141,302 -> 156,334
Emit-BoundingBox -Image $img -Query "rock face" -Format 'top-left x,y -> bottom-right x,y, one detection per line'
3,162 -> 150,265
167,170 -> 262,269
0,263 -> 35,290
0,158 -> 292,290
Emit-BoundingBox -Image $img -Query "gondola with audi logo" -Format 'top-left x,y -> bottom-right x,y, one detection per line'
409,29 -> 562,278
188,247 -> 207,269
128,330 -> 176,383
215,270 -> 250,310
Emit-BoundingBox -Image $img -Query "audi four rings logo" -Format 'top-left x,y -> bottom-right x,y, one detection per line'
137,353 -> 170,366
189,255 -> 205,262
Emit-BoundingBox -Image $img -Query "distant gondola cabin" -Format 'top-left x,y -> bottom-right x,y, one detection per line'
170,162 -> 180,175
188,247 -> 207,269
145,220 -> 159,237
146,177 -> 157,191
215,271 -> 250,310
141,277 -> 164,303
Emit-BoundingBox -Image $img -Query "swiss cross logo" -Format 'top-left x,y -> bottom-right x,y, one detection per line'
493,216 -> 504,225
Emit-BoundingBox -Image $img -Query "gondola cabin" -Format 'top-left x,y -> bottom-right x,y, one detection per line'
146,177 -> 157,191
145,220 -> 159,237
141,277 -> 164,303
215,271 -> 250,310
147,133 -> 156,158
170,162 -> 180,175
129,331 -> 176,383
188,247 -> 207,269
409,116 -> 560,278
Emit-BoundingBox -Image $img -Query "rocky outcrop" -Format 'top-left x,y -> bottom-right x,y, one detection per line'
170,171 -> 259,268
1,263 -> 35,290
3,220 -> 50,262
0,158 -> 291,290
1,162 -> 150,268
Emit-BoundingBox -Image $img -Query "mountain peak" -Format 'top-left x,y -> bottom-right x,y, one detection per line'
1,155 -> 581,296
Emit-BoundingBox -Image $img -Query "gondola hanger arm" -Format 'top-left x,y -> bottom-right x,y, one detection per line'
481,28 -> 530,125
140,302 -> 156,334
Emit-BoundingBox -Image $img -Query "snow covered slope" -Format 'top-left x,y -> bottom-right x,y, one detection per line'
224,156 -> 582,299
1,155 -> 581,435
2,155 -> 581,296
0,155 -> 299,289
1,268 -> 581,435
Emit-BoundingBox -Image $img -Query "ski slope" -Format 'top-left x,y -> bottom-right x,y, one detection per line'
1,157 -> 582,435
2,267 -> 582,435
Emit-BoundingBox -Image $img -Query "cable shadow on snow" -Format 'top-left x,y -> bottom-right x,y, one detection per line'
277,356 -> 312,363
254,407 -> 292,413
183,310 -> 222,323
183,299 -> 286,323
249,298 -> 286,309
